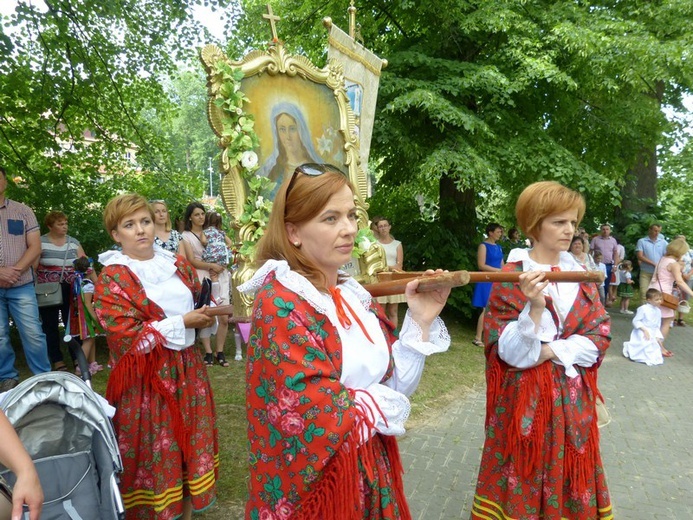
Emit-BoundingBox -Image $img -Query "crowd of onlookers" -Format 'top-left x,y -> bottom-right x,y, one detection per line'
0,165 -> 235,393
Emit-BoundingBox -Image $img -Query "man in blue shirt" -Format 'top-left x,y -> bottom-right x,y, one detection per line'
635,223 -> 668,301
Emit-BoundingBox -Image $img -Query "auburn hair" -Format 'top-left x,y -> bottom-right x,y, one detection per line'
516,181 -> 585,241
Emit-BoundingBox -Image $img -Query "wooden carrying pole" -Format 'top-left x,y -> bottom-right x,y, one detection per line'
363,270 -> 605,298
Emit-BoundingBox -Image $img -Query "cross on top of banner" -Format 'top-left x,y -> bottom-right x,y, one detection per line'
262,4 -> 281,42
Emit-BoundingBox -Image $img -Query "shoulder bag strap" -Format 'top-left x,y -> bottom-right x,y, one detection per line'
58,237 -> 72,283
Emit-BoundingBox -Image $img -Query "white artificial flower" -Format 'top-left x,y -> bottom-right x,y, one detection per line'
241,151 -> 258,169
358,238 -> 372,250
236,107 -> 243,115
255,195 -> 264,208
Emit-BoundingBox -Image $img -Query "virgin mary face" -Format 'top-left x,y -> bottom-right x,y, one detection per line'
276,113 -> 302,155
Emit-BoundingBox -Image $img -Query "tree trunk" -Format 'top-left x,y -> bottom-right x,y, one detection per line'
617,80 -> 664,226
439,173 -> 477,246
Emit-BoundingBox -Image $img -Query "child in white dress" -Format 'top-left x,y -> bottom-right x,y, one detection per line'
623,288 -> 672,365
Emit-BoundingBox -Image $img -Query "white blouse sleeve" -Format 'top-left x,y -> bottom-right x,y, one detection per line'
498,305 -> 556,368
385,311 -> 450,397
352,383 -> 411,437
498,306 -> 599,378
149,316 -> 189,351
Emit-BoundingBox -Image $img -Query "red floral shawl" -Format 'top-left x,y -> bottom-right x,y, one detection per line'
246,272 -> 411,520
483,261 -> 611,487
94,257 -> 201,452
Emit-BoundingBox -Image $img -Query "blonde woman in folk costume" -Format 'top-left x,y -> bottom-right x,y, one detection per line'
257,102 -> 322,185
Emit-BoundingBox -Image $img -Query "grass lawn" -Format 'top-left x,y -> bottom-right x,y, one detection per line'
8,311 -> 487,517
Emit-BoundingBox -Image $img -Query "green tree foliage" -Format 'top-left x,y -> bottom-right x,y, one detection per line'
0,0 -> 230,255
231,0 -> 692,312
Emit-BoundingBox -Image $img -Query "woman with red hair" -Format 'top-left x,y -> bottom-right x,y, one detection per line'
471,181 -> 612,520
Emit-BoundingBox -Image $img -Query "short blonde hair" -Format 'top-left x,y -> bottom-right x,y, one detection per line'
516,181 -> 585,241
666,238 -> 689,260
103,194 -> 153,235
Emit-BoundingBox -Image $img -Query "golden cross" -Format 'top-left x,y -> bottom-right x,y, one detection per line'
263,4 -> 281,41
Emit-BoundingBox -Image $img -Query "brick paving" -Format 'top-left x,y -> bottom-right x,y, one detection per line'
400,311 -> 693,519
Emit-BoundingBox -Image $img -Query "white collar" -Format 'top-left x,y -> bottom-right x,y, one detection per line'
508,248 -> 582,271
238,259 -> 372,318
98,245 -> 178,284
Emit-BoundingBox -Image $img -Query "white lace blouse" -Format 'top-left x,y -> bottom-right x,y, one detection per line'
98,247 -> 196,350
239,260 -> 450,436
499,249 -> 600,378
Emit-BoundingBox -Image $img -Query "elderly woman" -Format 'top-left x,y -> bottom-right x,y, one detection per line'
648,237 -> 693,341
93,194 -> 218,520
569,234 -> 597,271
471,181 -> 612,520
36,211 -> 94,372
238,163 -> 451,519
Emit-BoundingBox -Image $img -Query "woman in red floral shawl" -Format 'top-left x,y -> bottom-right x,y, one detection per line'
238,163 -> 451,519
471,181 -> 612,520
93,194 -> 219,520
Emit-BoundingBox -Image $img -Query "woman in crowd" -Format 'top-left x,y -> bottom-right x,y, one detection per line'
470,222 -> 504,347
181,202 -> 224,281
151,199 -> 190,260
238,163 -> 450,519
201,210 -> 234,366
504,227 -> 525,254
36,211 -> 94,371
569,234 -> 597,271
471,181 -> 612,520
374,216 -> 406,327
0,410 -> 43,520
648,237 -> 693,340
181,202 -> 225,362
93,194 -> 218,519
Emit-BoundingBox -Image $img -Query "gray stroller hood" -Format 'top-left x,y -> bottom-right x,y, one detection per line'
1,372 -> 121,470
1,372 -> 124,520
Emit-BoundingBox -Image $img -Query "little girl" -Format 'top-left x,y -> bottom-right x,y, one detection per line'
618,260 -> 634,314
68,257 -> 104,375
593,251 -> 607,306
623,288 -> 671,365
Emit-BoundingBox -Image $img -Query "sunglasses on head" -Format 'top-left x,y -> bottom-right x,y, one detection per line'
284,163 -> 345,201
149,199 -> 166,204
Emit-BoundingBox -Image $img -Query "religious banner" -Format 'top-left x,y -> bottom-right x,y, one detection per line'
326,15 -> 385,195
199,5 -> 387,316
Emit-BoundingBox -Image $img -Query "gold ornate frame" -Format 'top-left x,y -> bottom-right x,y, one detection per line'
200,42 -> 386,316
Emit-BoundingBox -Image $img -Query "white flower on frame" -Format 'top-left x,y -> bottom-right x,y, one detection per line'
358,238 -> 372,250
255,195 -> 264,208
241,151 -> 258,169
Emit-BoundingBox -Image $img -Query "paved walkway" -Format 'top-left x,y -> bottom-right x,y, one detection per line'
400,310 -> 693,519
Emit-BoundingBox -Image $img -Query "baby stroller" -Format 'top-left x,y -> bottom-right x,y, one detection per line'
0,339 -> 124,519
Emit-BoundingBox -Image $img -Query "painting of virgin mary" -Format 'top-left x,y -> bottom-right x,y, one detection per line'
256,102 -> 322,184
